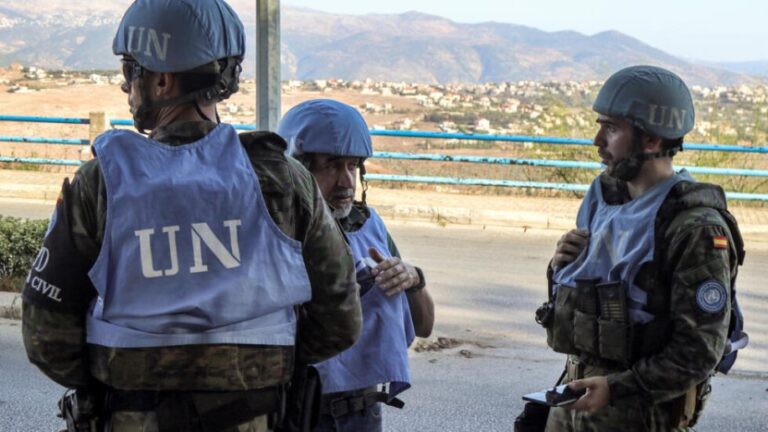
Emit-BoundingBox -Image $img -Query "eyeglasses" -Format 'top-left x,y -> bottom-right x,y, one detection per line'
121,59 -> 144,84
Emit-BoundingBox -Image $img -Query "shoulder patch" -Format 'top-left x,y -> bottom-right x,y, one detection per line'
696,280 -> 727,314
713,235 -> 728,249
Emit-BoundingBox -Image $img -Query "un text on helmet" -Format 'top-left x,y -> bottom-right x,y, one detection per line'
127,26 -> 172,61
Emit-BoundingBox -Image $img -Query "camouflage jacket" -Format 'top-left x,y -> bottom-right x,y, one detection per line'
22,121 -> 362,391
552,173 -> 742,406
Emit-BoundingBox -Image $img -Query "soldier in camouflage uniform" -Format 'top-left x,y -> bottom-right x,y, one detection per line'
278,100 -> 435,432
22,1 -> 362,431
541,66 -> 745,431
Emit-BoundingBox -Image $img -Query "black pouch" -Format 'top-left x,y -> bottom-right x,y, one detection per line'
597,319 -> 631,363
58,388 -> 103,432
275,365 -> 322,432
514,369 -> 566,432
514,402 -> 550,432
596,281 -> 630,363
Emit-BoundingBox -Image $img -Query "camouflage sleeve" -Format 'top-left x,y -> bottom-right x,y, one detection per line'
294,169 -> 362,364
608,213 -> 733,403
22,167 -> 100,388
386,232 -> 401,258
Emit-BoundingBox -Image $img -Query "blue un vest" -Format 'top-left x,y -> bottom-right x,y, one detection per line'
553,171 -> 693,323
87,124 -> 311,348
314,207 -> 415,399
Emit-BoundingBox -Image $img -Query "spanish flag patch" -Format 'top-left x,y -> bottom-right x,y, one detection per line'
713,236 -> 728,249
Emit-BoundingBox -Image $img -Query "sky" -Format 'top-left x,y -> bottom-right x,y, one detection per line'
283,0 -> 768,63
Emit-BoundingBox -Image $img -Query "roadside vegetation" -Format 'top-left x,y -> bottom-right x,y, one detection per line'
0,216 -> 46,292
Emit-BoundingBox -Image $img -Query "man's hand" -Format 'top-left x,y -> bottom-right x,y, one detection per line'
567,376 -> 610,414
369,248 -> 418,297
552,229 -> 589,269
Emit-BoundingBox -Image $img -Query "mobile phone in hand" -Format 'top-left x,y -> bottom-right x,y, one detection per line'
522,384 -> 586,407
355,257 -> 378,296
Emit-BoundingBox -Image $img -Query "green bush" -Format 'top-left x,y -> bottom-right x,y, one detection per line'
0,216 -> 48,292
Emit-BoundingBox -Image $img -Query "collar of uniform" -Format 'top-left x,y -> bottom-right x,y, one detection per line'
339,203 -> 370,232
149,120 -> 219,145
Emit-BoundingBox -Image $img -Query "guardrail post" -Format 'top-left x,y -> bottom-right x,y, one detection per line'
87,112 -> 109,159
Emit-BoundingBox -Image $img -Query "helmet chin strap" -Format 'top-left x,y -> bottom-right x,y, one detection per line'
610,149 -> 679,181
133,83 -> 220,134
193,101 -> 217,124
359,163 -> 368,207
130,59 -> 238,133
608,130 -> 680,182
609,156 -> 644,182
132,77 -> 155,134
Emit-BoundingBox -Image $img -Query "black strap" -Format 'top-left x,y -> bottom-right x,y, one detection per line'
106,390 -> 161,412
322,391 -> 404,418
195,388 -> 281,432
556,367 -> 567,385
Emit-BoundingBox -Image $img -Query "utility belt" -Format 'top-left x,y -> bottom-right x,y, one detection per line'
563,356 -> 712,429
105,386 -> 284,432
319,386 -> 404,419
541,277 -> 710,429
563,355 -> 620,381
537,278 -> 668,365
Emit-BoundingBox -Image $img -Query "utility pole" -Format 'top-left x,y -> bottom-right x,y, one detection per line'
255,0 -> 281,131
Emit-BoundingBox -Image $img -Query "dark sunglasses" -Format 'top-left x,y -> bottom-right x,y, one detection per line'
121,59 -> 144,83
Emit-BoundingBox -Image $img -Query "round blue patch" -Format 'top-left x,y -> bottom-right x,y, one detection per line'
696,280 -> 727,314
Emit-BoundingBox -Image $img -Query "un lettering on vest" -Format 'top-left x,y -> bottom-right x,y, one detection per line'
647,105 -> 687,131
134,220 -> 242,279
593,227 -> 630,266
126,26 -> 171,61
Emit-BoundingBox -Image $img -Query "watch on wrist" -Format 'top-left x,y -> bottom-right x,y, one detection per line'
406,266 -> 426,293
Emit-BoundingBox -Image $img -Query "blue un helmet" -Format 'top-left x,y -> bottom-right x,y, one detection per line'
277,99 -> 373,201
278,99 -> 373,160
593,65 -> 695,180
113,0 -> 245,129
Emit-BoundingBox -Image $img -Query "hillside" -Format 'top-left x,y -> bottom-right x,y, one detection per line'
0,1 -> 760,86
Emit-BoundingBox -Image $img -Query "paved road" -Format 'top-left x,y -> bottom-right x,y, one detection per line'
1,208 -> 766,431
384,223 -> 768,432
0,198 -> 55,220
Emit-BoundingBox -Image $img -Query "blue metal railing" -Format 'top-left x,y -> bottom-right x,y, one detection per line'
2,115 -> 767,201
365,174 -> 590,192
0,115 -> 90,125
0,136 -> 89,145
373,152 -> 768,178
364,174 -> 768,202
4,115 -> 767,155
366,129 -> 768,154
0,156 -> 82,166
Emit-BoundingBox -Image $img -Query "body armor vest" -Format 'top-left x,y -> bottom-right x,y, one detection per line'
314,207 -> 415,399
554,171 -> 692,323
87,124 -> 311,348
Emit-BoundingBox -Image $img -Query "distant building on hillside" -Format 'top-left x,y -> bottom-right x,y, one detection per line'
475,118 -> 490,132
